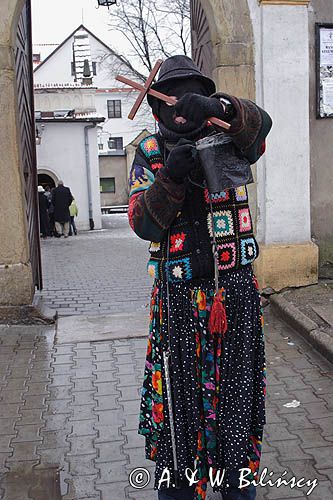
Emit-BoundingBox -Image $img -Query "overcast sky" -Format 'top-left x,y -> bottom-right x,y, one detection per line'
31,0 -> 120,58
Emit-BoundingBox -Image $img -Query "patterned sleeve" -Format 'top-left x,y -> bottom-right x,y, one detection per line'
212,92 -> 273,164
128,150 -> 186,242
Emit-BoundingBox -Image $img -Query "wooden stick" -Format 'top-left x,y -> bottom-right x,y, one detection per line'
116,74 -> 231,131
128,60 -> 163,120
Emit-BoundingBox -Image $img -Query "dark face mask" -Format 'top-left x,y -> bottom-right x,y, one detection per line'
153,78 -> 210,133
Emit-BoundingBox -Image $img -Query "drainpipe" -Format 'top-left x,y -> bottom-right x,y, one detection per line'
84,123 -> 96,230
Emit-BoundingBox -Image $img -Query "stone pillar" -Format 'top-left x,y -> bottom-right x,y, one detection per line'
0,0 -> 34,305
249,0 -> 318,290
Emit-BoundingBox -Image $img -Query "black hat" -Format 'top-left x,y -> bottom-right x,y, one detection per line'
147,55 -> 216,108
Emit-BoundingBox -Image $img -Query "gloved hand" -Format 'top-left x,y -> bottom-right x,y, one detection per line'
163,138 -> 197,182
174,93 -> 227,126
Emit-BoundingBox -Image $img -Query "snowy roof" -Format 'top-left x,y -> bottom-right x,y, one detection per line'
34,83 -> 96,90
35,110 -> 105,123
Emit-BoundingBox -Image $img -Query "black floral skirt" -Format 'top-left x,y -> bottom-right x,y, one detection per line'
138,265 -> 266,499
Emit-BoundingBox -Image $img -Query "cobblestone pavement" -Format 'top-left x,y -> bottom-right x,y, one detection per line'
1,216 -> 333,499
36,215 -> 152,316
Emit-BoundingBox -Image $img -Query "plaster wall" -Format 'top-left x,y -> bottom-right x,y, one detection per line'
308,0 -> 333,265
248,1 -> 311,245
99,155 -> 128,206
34,88 -> 95,114
95,92 -> 154,151
36,122 -> 102,230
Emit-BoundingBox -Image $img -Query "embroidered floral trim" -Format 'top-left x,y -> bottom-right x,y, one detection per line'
216,242 -> 237,270
166,257 -> 192,282
140,136 -> 160,157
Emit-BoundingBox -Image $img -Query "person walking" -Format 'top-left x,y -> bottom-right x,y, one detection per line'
38,185 -> 49,239
128,56 -> 272,500
69,198 -> 78,236
52,180 -> 73,238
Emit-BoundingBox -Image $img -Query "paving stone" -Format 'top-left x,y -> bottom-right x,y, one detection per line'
265,424 -> 298,442
0,390 -> 24,404
122,414 -> 140,431
118,386 -> 141,402
282,411 -> 319,431
94,394 -> 119,411
23,394 -> 46,409
96,482 -> 129,500
50,374 -> 72,387
121,400 -> 141,416
94,381 -> 119,396
47,386 -> 71,400
30,371 -> 52,383
0,435 -> 14,453
52,364 -> 74,376
25,382 -> 50,396
96,441 -> 128,463
70,404 -> 96,421
116,374 -> 140,387
94,424 -> 123,443
73,348 -> 94,359
123,430 -> 145,450
38,430 -> 69,449
95,460 -> 129,484
94,371 -> 118,383
72,390 -> 96,406
17,409 -> 44,426
69,419 -> 97,437
12,425 -> 42,443
46,399 -> 71,415
0,404 -> 20,418
67,454 -> 98,475
7,441 -> 40,461
309,416 -> 333,436
73,378 -> 95,392
271,440 -> 314,462
63,474 -> 99,499
52,354 -> 73,365
4,378 -> 27,391
43,414 -> 70,432
36,447 -> 68,469
68,436 -> 96,456
303,401 -> 333,419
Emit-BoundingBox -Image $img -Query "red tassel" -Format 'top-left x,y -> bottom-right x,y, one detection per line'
208,289 -> 227,336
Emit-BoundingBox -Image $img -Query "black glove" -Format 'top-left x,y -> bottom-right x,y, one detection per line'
174,94 -> 227,125
163,138 -> 197,182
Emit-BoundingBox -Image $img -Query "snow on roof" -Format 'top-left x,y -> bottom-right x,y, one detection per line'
34,82 -> 96,90
73,31 -> 93,85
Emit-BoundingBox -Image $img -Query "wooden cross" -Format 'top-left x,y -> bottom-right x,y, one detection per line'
116,60 -> 231,131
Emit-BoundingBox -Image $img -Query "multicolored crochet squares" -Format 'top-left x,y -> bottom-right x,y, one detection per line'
240,237 -> 258,265
238,208 -> 252,233
204,188 -> 230,204
147,260 -> 159,279
170,232 -> 186,253
217,243 -> 237,270
129,164 -> 154,195
140,136 -> 163,170
166,257 -> 192,282
235,185 -> 248,201
208,210 -> 234,238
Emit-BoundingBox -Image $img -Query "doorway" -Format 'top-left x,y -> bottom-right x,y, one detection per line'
38,173 -> 56,190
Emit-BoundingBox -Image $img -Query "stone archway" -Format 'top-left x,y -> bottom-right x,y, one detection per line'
37,168 -> 59,189
191,0 -> 255,99
0,0 -> 39,305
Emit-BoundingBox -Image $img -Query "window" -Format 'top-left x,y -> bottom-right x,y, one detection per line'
33,53 -> 41,64
107,99 -> 121,118
100,177 -> 115,193
98,143 -> 104,151
108,137 -> 123,150
71,62 -> 75,76
92,62 -> 97,76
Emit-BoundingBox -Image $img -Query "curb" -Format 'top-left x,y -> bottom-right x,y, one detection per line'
270,294 -> 333,365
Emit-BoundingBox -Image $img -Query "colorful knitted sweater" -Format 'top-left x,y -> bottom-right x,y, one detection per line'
128,94 -> 271,282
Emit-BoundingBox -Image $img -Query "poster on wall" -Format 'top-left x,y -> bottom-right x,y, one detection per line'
316,23 -> 333,118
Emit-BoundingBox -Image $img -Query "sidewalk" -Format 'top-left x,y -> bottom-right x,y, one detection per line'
270,276 -> 333,364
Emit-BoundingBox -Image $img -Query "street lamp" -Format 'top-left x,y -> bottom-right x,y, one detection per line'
97,0 -> 117,8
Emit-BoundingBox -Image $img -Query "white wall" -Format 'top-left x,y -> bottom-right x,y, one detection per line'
36,122 -> 102,230
248,0 -> 311,245
95,91 -> 155,149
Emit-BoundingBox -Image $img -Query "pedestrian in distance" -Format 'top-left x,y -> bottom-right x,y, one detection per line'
128,55 -> 272,500
51,180 -> 73,238
69,198 -> 78,236
38,185 -> 49,239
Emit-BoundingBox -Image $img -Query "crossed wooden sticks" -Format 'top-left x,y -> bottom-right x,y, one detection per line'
116,59 -> 231,131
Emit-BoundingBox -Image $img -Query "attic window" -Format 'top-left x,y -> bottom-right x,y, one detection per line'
92,62 -> 97,76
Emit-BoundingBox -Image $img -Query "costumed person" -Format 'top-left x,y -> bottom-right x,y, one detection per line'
127,55 -> 272,500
